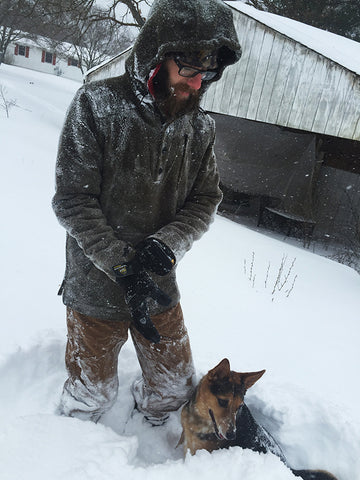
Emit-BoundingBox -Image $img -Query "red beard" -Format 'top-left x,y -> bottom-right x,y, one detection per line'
171,83 -> 196,96
161,83 -> 201,118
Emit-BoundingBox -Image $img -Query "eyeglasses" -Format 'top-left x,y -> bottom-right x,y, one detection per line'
173,57 -> 217,81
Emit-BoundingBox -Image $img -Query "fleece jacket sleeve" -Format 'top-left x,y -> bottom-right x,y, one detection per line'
151,129 -> 223,262
52,87 -> 133,281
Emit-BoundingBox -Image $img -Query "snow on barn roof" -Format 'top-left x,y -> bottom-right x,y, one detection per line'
86,46 -> 132,78
226,1 -> 360,76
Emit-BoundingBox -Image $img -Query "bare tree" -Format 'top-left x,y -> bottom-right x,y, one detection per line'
92,0 -> 152,29
35,0 -> 94,41
1,0 -> 144,70
0,84 -> 17,117
0,0 -> 35,63
0,0 -> 95,63
70,8 -> 133,73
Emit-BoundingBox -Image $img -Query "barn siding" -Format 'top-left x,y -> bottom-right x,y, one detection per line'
86,48 -> 131,82
286,49 -> 318,128
201,9 -> 360,141
337,79 -> 360,139
312,63 -> 344,134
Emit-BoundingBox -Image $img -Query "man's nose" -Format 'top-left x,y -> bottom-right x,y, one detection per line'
185,73 -> 202,90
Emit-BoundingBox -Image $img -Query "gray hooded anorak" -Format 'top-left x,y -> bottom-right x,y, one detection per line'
53,0 -> 241,320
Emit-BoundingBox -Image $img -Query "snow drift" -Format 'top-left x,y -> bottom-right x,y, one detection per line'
1,64 -> 359,480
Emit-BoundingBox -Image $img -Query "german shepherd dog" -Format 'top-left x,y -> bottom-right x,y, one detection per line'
180,359 -> 337,480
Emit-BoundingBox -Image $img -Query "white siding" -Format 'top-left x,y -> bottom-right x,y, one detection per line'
86,48 -> 131,82
202,9 -> 360,141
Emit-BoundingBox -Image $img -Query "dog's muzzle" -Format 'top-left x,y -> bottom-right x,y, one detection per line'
209,409 -> 236,441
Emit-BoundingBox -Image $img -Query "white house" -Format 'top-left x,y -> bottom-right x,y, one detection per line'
6,35 -> 83,82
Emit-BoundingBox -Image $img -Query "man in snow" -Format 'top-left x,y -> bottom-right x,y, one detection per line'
53,0 -> 241,425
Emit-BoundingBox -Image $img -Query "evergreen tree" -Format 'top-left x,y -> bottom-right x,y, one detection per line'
246,0 -> 360,41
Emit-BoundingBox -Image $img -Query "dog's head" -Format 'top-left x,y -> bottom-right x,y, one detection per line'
197,358 -> 265,441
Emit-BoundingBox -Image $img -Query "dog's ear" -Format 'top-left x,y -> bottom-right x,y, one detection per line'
208,358 -> 230,381
239,370 -> 266,390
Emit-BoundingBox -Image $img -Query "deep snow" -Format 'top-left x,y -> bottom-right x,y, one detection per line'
0,64 -> 359,480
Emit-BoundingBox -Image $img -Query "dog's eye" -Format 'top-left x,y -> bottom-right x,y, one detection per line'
217,398 -> 229,408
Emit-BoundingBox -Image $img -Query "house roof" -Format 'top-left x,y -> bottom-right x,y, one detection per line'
14,33 -> 79,58
226,1 -> 360,76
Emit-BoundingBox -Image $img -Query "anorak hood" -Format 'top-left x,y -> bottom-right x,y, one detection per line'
125,0 -> 241,97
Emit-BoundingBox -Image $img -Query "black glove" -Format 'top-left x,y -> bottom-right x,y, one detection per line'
113,238 -> 176,278
115,270 -> 172,343
112,238 -> 175,343
136,238 -> 176,276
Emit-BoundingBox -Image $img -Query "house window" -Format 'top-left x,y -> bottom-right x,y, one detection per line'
41,50 -> 56,65
45,51 -> 53,63
15,45 -> 30,57
68,57 -> 79,67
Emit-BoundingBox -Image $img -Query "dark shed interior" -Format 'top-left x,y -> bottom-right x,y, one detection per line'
211,112 -> 360,271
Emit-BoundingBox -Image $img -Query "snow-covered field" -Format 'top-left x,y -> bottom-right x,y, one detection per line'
0,64 -> 359,480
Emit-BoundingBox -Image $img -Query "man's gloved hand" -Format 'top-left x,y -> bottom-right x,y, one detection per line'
136,238 -> 176,276
112,239 -> 175,343
113,238 -> 176,278
114,271 -> 172,343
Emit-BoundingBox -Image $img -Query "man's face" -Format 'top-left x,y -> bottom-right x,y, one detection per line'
165,58 -> 203,99
153,58 -> 202,118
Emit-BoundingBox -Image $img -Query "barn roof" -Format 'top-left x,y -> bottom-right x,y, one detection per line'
227,2 -> 360,76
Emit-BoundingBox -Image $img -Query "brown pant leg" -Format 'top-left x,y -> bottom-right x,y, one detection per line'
59,308 -> 130,422
131,303 -> 195,422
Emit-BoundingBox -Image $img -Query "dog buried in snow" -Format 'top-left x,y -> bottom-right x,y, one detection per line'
179,358 -> 337,480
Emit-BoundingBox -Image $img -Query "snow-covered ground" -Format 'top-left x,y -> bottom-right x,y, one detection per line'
0,64 -> 359,480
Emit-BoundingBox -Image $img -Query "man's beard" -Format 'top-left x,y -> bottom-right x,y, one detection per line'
164,83 -> 201,118
152,65 -> 201,119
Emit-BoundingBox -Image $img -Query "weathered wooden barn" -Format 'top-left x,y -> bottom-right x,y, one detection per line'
202,2 -> 360,257
86,1 -> 360,269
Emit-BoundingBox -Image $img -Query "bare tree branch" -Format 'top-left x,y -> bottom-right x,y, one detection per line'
90,0 -> 151,29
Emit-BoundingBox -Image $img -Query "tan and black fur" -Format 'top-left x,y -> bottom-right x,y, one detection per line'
180,359 -> 338,480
